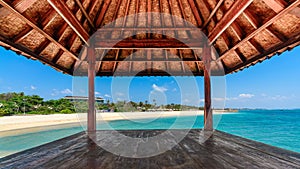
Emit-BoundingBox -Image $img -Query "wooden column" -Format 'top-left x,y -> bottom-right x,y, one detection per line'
203,43 -> 213,131
87,45 -> 96,132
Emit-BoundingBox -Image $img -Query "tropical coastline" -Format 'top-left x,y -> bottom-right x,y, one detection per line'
0,110 -> 228,133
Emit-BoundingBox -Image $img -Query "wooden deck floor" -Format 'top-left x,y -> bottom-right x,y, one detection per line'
0,130 -> 299,169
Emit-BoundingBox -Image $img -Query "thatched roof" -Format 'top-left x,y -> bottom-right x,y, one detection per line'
0,0 -> 300,76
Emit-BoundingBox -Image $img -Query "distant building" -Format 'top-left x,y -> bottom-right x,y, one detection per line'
64,96 -> 105,104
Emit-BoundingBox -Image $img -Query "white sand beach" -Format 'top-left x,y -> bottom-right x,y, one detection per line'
0,110 -> 230,136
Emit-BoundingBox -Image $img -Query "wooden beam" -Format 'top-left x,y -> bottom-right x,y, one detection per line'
87,45 -> 96,132
218,0 -> 300,62
208,0 -> 253,44
203,42 -> 213,131
178,50 -> 186,73
243,9 -> 259,29
47,0 -> 89,44
35,40 -> 51,54
265,27 -> 287,42
230,22 -> 244,41
203,0 -> 225,29
95,0 -> 112,27
74,0 -> 96,30
147,0 -> 151,38
52,49 -> 64,63
248,39 -> 264,53
0,0 -> 79,61
192,51 -> 201,74
12,0 -> 37,13
165,50 -> 169,72
187,0 -> 203,26
112,49 -> 120,73
262,0 -> 287,13
94,39 -> 204,48
227,32 -> 300,74
80,59 -> 205,62
97,27 -> 202,31
0,35 -> 72,74
41,10 -> 57,28
12,27 -> 32,43
120,0 -> 131,37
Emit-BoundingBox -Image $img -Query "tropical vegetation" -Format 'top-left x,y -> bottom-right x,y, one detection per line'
0,92 -> 204,116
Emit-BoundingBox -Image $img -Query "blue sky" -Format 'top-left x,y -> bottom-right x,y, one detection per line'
0,46 -> 299,109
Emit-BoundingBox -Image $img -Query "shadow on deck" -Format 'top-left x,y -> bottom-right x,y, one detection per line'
0,130 -> 299,169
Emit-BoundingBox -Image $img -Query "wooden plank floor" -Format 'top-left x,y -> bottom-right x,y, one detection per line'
0,130 -> 299,169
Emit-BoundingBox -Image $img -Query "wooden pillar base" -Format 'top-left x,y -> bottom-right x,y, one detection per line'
88,46 -> 96,132
203,42 -> 213,131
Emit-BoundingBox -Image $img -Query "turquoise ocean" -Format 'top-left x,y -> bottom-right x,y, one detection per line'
0,109 -> 299,158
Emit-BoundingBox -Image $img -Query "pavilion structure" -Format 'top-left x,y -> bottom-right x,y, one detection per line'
0,0 -> 300,133
1,0 -> 300,168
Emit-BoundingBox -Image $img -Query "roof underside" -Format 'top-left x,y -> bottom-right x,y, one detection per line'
0,0 -> 300,76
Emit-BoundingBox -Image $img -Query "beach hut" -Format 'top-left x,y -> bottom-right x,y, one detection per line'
0,0 -> 300,168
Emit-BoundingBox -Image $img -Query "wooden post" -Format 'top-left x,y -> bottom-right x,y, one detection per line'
203,42 -> 213,131
87,45 -> 96,132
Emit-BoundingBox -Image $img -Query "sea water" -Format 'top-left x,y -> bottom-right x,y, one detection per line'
0,110 -> 299,158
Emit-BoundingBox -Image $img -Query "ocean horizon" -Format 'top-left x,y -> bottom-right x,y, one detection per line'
0,109 -> 299,158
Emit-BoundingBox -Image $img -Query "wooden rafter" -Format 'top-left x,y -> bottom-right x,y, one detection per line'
187,0 -> 203,26
95,0 -> 112,27
147,0 -> 151,38
265,27 -> 287,42
0,0 -> 79,61
243,9 -> 259,29
208,0 -> 253,44
227,32 -> 300,74
178,50 -> 186,73
13,27 -> 32,43
47,0 -> 89,44
230,22 -> 244,41
218,0 -> 300,61
0,35 -> 72,74
12,0 -> 37,13
112,49 -> 120,73
262,0 -> 287,13
35,40 -> 51,54
41,10 -> 57,28
74,0 -> 95,30
192,51 -> 201,73
165,50 -> 169,72
52,50 -> 64,63
110,0 -> 123,73
248,39 -> 264,53
202,0 -> 225,29
167,0 -> 179,38
120,0 -> 131,37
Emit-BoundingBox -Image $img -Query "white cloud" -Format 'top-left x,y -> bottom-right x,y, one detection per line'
30,85 -> 37,90
152,84 -> 167,92
239,93 -> 254,98
115,92 -> 124,96
104,94 -> 111,98
172,88 -> 177,92
61,89 -> 72,95
51,89 -> 59,96
183,99 -> 191,104
95,91 -> 101,95
261,93 -> 267,97
271,95 -> 288,101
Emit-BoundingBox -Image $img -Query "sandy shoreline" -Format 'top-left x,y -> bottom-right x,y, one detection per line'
0,110 -> 230,135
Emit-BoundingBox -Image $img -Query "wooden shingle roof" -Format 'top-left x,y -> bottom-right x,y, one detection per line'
0,0 -> 300,76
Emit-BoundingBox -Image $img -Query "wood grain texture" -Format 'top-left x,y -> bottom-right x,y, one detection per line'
1,130 -> 299,169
